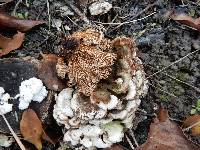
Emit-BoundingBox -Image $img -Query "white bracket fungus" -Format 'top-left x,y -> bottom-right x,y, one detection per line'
15,77 -> 48,110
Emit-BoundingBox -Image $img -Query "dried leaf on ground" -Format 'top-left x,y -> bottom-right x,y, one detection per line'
0,32 -> 24,57
0,0 -> 13,5
136,108 -> 199,150
183,114 -> 200,136
0,12 -> 45,32
38,54 -> 66,91
104,144 -> 125,150
20,109 -> 53,150
166,10 -> 200,32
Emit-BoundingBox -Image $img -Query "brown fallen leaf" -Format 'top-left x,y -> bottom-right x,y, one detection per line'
0,12 -> 45,32
37,54 -> 66,91
20,109 -> 43,150
104,144 -> 125,150
183,114 -> 200,136
0,0 -> 13,5
166,10 -> 200,32
0,32 -> 24,57
136,108 -> 199,150
20,109 -> 54,150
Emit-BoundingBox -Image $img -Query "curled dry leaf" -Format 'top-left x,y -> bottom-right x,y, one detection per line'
166,10 -> 200,32
38,54 -> 66,91
136,108 -> 199,150
183,114 -> 200,136
0,32 -> 24,57
0,12 -> 45,32
20,109 -> 53,150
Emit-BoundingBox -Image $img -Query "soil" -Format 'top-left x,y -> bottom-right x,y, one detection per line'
1,0 -> 200,149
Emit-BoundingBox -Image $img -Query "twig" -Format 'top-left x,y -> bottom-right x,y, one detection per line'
182,120 -> 200,132
0,0 -> 13,6
146,64 -> 200,93
65,1 -> 89,24
121,1 -> 157,19
94,12 -> 156,25
163,72 -> 200,93
46,0 -> 51,31
148,82 -> 178,98
146,49 -> 200,79
12,0 -> 22,16
66,15 -> 82,29
0,113 -> 26,150
125,134 -> 135,150
129,130 -> 139,147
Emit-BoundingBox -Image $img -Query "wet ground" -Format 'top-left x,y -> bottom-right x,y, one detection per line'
1,0 -> 200,149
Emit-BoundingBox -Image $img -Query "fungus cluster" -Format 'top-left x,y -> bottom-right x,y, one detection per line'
0,87 -> 12,114
15,77 -> 48,110
53,28 -> 148,149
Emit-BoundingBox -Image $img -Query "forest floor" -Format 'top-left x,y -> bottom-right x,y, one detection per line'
1,0 -> 200,149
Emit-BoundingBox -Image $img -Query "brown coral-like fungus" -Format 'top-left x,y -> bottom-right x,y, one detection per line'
57,28 -> 117,96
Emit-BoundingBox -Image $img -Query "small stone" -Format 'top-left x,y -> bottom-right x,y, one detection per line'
64,25 -> 71,31
52,19 -> 62,31
60,6 -> 74,16
89,1 -> 112,16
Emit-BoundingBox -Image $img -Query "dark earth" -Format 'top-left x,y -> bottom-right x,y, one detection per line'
1,0 -> 200,149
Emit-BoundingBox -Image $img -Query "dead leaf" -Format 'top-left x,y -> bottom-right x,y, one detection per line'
104,144 -> 125,150
37,54 -> 66,91
136,108 -> 199,150
20,109 -> 43,150
0,32 -> 24,57
0,0 -> 13,5
183,114 -> 200,136
166,10 -> 200,32
0,12 -> 45,32
20,109 -> 55,150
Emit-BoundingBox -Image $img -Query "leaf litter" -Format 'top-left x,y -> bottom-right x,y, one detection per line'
0,12 -> 45,57
20,109 -> 53,150
166,10 -> 200,32
136,108 -> 199,150
0,1 -> 200,150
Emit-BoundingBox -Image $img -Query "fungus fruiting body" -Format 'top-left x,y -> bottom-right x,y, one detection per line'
0,87 -> 12,114
53,28 -> 148,149
15,77 -> 48,110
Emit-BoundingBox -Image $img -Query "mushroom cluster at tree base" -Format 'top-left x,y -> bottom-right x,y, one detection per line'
53,28 -> 148,149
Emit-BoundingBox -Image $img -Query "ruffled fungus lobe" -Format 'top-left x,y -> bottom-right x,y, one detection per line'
54,28 -> 148,149
57,28 -> 117,96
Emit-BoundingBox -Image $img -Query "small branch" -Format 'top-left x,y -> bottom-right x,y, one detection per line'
146,64 -> 200,93
12,0 -> 22,16
46,0 -> 51,31
147,49 -> 200,79
94,12 -> 156,25
125,134 -> 135,150
0,113 -> 26,150
129,130 -> 139,147
182,120 -> 200,132
148,82 -> 178,98
120,1 -> 157,19
65,1 -> 89,24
